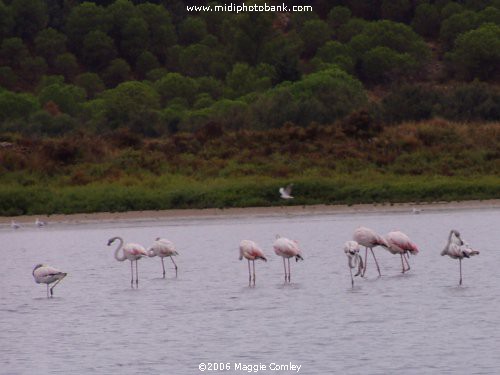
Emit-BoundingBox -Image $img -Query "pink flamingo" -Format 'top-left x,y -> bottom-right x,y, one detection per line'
107,236 -> 148,287
32,264 -> 67,298
344,241 -> 363,287
353,226 -> 388,277
441,230 -> 479,285
239,240 -> 267,286
273,235 -> 303,282
384,231 -> 419,273
148,238 -> 179,278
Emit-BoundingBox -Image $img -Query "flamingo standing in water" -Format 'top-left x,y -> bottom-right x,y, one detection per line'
353,227 -> 388,277
148,238 -> 179,278
239,240 -> 267,286
344,240 -> 363,287
32,264 -> 67,298
107,237 -> 148,287
441,230 -> 479,285
273,235 -> 303,282
384,231 -> 419,273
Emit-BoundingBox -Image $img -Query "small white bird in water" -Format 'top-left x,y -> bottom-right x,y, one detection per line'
441,230 -> 479,285
35,218 -> 46,227
32,264 -> 67,298
11,220 -> 21,229
344,240 -> 363,287
279,184 -> 294,199
412,208 -> 422,214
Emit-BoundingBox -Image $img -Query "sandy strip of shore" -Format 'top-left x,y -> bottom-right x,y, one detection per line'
2,200 -> 499,225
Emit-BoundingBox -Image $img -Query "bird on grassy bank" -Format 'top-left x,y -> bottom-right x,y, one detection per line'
353,226 -> 388,277
107,237 -> 148,288
239,240 -> 267,286
384,231 -> 419,273
148,238 -> 179,278
344,240 -> 363,287
441,230 -> 479,285
279,184 -> 294,199
273,235 -> 303,282
33,264 -> 67,298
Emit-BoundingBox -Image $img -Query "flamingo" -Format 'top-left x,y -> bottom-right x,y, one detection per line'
441,230 -> 479,285
273,235 -> 303,282
32,264 -> 67,298
239,240 -> 267,286
35,218 -> 46,227
148,238 -> 179,278
107,237 -> 148,287
353,226 -> 388,277
279,184 -> 294,199
344,241 -> 363,287
384,231 -> 419,273
11,220 -> 20,229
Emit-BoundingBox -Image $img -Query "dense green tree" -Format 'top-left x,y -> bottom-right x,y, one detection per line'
328,6 -> 352,29
99,81 -> 161,131
20,56 -> 48,85
361,46 -> 416,83
381,85 -> 441,123
0,67 -> 17,89
154,72 -> 199,105
0,0 -> 13,38
440,11 -> 479,50
75,72 -> 105,98
103,58 -> 132,88
11,0 -> 48,40
300,19 -> 331,57
35,28 -> 68,65
412,3 -> 441,38
82,31 -> 117,71
178,16 -> 208,45
135,51 -> 159,79
53,53 -> 79,81
65,2 -> 108,49
0,38 -> 29,68
38,83 -> 86,115
0,91 -> 39,121
446,23 -> 500,80
381,0 -> 412,22
225,63 -> 274,98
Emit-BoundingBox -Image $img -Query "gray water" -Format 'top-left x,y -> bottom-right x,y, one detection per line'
1,207 -> 499,375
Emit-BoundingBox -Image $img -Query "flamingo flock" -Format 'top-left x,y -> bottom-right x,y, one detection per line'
30,226 -> 481,297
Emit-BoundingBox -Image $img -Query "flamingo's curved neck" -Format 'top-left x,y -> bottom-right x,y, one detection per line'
113,237 -> 126,261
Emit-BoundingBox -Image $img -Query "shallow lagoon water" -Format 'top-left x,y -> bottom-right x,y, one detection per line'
1,207 -> 499,374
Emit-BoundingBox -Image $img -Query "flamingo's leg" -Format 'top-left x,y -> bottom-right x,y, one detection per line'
50,275 -> 66,296
349,267 -> 354,287
170,256 -> 178,277
404,253 -> 411,271
370,248 -> 381,276
362,248 -> 368,277
459,258 -> 462,286
287,258 -> 291,282
135,260 -> 139,287
130,261 -> 134,288
46,284 -> 50,298
401,254 -> 405,273
252,260 -> 256,286
282,257 -> 287,282
161,257 -> 166,278
247,260 -> 251,286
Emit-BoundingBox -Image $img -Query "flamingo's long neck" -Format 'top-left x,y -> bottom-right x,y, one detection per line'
348,254 -> 356,269
113,237 -> 126,261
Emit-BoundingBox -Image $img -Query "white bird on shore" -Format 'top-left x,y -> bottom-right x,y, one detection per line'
441,230 -> 479,285
279,184 -> 294,199
11,220 -> 21,229
35,218 -> 46,227
33,264 -> 67,298
148,238 -> 179,278
344,240 -> 363,287
107,237 -> 148,287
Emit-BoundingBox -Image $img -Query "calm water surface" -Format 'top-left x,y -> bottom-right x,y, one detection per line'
1,207 -> 499,374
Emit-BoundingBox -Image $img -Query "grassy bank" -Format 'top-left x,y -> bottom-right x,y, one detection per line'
1,174 -> 499,216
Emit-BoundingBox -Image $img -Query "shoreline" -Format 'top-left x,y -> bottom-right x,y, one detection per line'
2,199 -> 499,225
